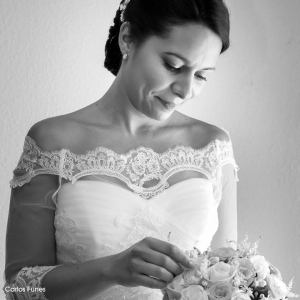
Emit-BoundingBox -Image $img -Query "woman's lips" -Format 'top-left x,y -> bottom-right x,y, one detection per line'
156,97 -> 176,110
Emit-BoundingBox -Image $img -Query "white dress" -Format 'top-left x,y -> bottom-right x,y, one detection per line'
3,133 -> 239,300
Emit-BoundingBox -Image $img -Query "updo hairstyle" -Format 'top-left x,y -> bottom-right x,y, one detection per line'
104,0 -> 230,76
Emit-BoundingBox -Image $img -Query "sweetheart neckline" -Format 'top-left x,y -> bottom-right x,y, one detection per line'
60,177 -> 213,201
25,135 -> 232,158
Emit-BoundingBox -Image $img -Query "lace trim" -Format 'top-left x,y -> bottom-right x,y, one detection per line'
3,266 -> 59,300
10,136 -> 239,200
54,208 -> 89,264
97,286 -> 163,300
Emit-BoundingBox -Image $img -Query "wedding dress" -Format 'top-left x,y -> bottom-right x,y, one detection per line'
3,132 -> 239,300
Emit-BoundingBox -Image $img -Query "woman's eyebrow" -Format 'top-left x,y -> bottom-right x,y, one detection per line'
164,52 -> 216,70
164,51 -> 189,62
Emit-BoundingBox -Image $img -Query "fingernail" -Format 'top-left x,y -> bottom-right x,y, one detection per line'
188,260 -> 194,268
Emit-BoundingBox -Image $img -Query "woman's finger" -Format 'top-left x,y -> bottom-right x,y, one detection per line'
134,259 -> 175,283
139,248 -> 182,276
135,273 -> 167,289
144,237 -> 193,269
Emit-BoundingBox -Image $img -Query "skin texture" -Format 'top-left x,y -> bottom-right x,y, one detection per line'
94,22 -> 222,136
115,22 -> 222,123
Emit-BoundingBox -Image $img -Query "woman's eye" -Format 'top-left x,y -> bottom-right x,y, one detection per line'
165,62 -> 181,72
195,74 -> 207,82
165,61 -> 207,82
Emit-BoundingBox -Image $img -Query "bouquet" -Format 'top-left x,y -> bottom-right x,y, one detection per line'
165,235 -> 299,300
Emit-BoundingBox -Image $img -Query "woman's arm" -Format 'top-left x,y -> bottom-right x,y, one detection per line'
4,120 -> 120,299
4,169 -> 118,300
210,163 -> 238,249
42,255 -> 117,300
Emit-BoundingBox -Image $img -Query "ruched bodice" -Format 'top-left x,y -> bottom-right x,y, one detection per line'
55,179 -> 219,299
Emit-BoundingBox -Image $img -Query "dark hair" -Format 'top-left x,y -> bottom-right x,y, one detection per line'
104,0 -> 230,76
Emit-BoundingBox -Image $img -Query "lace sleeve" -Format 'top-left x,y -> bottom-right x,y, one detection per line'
10,136 -> 63,190
210,134 -> 239,249
4,136 -> 63,299
3,266 -> 60,300
209,128 -> 239,248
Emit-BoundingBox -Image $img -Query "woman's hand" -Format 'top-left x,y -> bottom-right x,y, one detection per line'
112,237 -> 193,289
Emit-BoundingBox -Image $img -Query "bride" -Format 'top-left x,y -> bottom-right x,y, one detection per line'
3,0 -> 239,299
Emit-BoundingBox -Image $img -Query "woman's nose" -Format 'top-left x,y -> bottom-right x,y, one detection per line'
172,76 -> 193,101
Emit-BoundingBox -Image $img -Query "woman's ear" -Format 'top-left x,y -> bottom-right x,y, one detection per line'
118,22 -> 133,55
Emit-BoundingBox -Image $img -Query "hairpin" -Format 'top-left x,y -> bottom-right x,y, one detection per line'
120,0 -> 130,22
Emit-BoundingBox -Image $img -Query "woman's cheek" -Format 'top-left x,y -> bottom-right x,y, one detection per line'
148,65 -> 172,90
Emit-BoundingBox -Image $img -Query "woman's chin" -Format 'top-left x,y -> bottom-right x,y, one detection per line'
146,110 -> 174,122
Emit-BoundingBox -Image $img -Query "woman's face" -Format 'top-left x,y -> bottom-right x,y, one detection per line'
122,23 -> 223,121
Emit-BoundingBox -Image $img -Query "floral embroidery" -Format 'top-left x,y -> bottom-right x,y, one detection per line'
119,206 -> 164,247
101,205 -> 183,259
10,136 -> 239,201
54,209 -> 88,264
126,150 -> 162,184
97,205 -> 177,300
97,286 -> 163,300
3,266 -> 59,300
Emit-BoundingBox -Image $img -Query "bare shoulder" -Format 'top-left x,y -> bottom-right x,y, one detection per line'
176,113 -> 231,149
27,114 -> 83,152
201,122 -> 231,143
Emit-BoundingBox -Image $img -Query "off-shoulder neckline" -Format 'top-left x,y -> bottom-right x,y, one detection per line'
25,135 -> 232,158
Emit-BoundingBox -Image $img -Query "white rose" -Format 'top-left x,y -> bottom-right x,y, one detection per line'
231,258 -> 240,268
208,282 -> 233,300
209,257 -> 220,266
182,269 -> 202,285
171,274 -> 186,292
249,255 -> 270,280
208,262 -> 236,282
166,282 -> 183,300
232,290 -> 251,300
181,285 -> 209,300
267,274 -> 289,299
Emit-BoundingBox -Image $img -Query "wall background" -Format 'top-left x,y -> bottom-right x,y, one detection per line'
0,0 -> 299,297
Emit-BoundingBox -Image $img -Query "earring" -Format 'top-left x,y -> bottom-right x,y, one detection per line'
123,53 -> 128,60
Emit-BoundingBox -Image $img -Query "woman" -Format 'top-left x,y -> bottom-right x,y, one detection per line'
3,0 -> 239,299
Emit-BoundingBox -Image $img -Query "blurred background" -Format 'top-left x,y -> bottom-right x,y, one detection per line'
0,0 -> 299,296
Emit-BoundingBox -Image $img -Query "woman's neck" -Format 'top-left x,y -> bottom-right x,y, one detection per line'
96,74 -> 173,137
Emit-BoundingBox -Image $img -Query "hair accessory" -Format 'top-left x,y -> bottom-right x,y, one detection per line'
123,53 -> 128,60
120,0 -> 130,22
